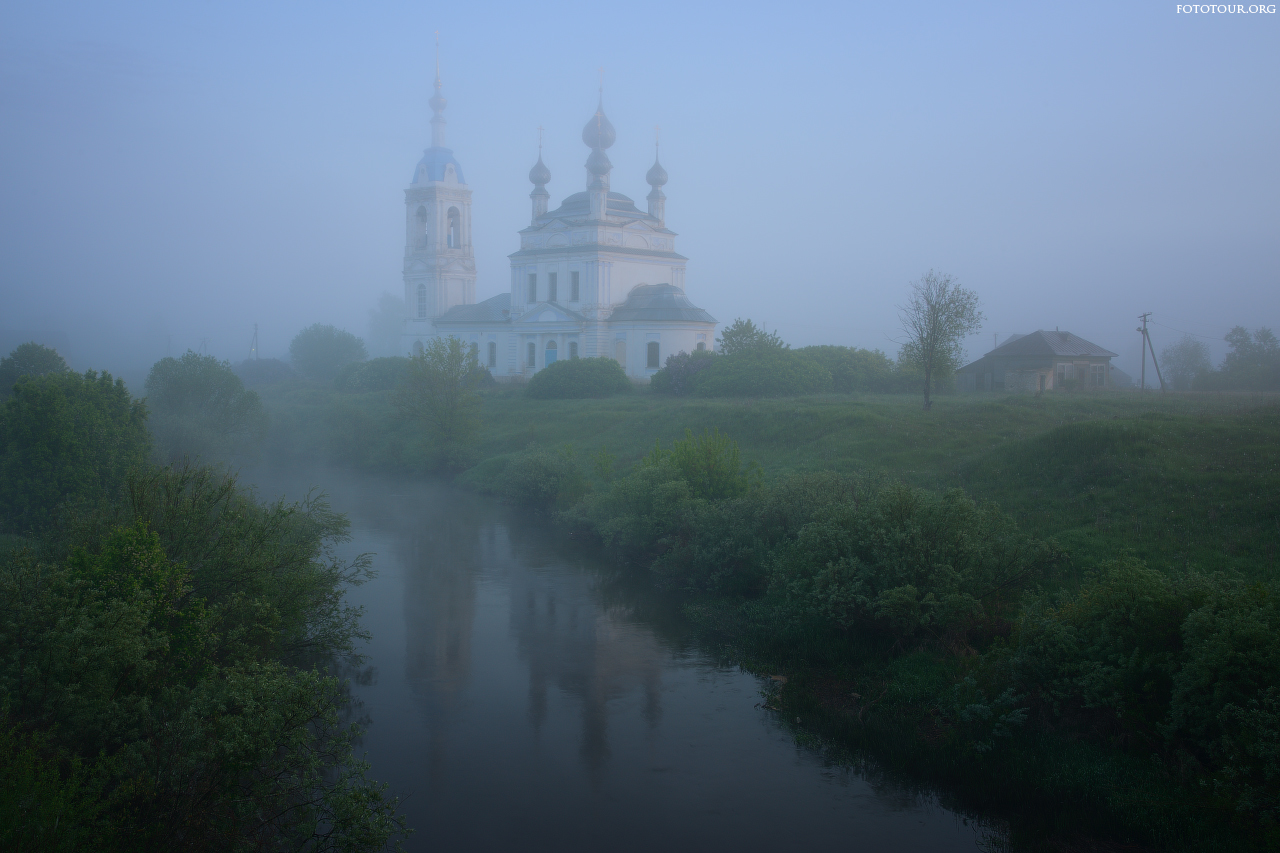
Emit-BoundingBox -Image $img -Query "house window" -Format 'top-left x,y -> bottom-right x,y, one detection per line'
488,341 -> 497,368
527,274 -> 537,303
569,341 -> 578,359
548,272 -> 557,302
1056,363 -> 1075,385
417,283 -> 427,318
647,341 -> 660,369
527,341 -> 536,368
1091,364 -> 1105,387
447,207 -> 460,248
570,271 -> 580,302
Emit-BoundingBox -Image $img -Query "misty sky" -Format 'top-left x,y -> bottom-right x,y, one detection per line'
2,1 -> 1276,383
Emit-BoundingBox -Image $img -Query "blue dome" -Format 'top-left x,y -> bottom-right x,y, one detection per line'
412,147 -> 465,185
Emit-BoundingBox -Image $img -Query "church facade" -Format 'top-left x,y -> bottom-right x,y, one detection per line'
401,68 -> 716,380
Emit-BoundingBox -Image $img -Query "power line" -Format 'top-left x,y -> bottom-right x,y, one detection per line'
1149,320 -> 1229,341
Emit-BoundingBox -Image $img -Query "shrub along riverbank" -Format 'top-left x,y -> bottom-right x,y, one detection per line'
254,380 -> 1280,850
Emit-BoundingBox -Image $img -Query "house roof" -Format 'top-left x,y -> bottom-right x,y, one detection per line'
434,293 -> 510,324
958,329 -> 1118,371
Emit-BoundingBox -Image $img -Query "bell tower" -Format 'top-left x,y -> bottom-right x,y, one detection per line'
403,38 -> 475,337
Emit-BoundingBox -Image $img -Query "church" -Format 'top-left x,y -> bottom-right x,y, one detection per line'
400,64 -> 717,380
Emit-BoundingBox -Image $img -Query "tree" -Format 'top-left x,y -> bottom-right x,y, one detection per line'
716,318 -> 786,356
526,357 -> 630,399
650,349 -> 717,396
366,292 -> 407,358
0,342 -> 69,398
394,336 -> 481,451
289,324 -> 367,383
1161,335 -> 1212,391
897,270 -> 984,410
145,351 -> 268,461
1220,326 -> 1280,391
0,370 -> 149,534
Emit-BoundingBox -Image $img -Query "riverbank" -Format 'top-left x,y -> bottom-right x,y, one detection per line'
255,382 -> 1280,850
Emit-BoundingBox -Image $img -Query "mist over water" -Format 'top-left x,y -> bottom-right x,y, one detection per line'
246,467 -> 989,852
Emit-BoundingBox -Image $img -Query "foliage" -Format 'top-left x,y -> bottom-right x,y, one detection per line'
290,324 -> 368,383
500,445 -> 589,510
336,357 -> 410,392
0,464 -> 406,850
716,318 -> 786,356
0,371 -> 149,536
897,270 -> 984,410
394,336 -> 481,453
650,349 -> 717,396
692,347 -> 832,397
1161,336 -> 1212,392
233,357 -> 298,388
0,343 -> 69,399
641,428 -> 759,501
366,293 -> 407,358
1217,327 -> 1280,391
525,356 -> 631,399
795,345 -> 902,393
145,351 -> 268,461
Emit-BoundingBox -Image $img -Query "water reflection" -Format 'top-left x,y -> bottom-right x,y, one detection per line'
249,469 -> 987,853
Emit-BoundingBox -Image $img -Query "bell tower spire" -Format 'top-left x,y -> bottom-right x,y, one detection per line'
582,71 -> 616,220
646,126 -> 668,225
528,126 -> 551,222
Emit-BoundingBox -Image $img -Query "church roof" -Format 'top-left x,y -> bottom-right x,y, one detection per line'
607,284 -> 716,324
540,191 -> 656,223
434,292 -> 509,324
412,146 -> 466,185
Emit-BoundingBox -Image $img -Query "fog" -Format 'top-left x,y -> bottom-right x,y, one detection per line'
2,1 -> 1276,385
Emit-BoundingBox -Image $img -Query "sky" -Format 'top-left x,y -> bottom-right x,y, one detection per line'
1,1 -> 1277,384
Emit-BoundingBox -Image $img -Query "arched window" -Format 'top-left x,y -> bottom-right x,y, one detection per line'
413,340 -> 424,356
569,341 -> 578,359
417,283 -> 427,318
447,207 -> 460,248
545,340 -> 558,367
527,342 -> 536,368
415,205 -> 428,246
488,341 -> 497,368
696,341 -> 706,351
647,341 -> 660,369
469,341 -> 479,364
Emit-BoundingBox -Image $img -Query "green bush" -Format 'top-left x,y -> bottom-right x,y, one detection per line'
795,345 -> 901,393
526,356 -> 630,399
0,371 -> 149,535
0,343 -> 69,399
692,348 -> 832,397
650,349 -> 716,395
336,356 -> 410,392
500,445 -> 589,509
289,324 -> 367,383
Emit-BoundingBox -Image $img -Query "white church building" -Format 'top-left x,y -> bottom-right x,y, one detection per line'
400,65 -> 716,380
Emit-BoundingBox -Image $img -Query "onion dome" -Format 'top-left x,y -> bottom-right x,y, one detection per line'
581,98 -> 616,150
586,147 -> 612,177
646,155 -> 668,188
528,154 -> 551,186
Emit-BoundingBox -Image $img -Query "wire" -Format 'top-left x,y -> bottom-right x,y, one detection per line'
1149,320 -> 1229,342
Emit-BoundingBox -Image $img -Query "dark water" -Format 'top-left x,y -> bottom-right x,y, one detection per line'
249,469 -> 992,852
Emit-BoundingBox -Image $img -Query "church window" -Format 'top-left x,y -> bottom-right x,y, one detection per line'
570,271 -> 580,302
569,341 -> 578,359
417,283 -> 427,318
545,340 -> 558,366
469,341 -> 478,364
447,207 -> 460,248
413,340 -> 424,355
548,272 -> 557,302
696,341 -> 706,351
488,341 -> 497,368
527,274 -> 537,303
647,341 -> 660,369
416,206 -> 428,245
527,341 -> 536,368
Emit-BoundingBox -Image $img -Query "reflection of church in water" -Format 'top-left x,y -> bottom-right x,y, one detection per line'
400,61 -> 717,380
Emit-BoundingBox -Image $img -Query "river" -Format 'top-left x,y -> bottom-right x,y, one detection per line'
248,468 -> 993,852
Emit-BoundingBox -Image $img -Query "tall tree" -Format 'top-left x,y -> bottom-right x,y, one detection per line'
394,336 -> 481,453
1161,335 -> 1212,391
897,270 -> 984,410
1221,326 -> 1280,390
0,342 -> 69,398
716,318 -> 786,356
146,351 -> 267,461
289,324 -> 367,383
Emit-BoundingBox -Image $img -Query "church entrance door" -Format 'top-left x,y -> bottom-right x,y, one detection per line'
545,340 -> 558,367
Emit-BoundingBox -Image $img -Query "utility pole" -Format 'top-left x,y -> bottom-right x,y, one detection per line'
1136,313 -> 1165,392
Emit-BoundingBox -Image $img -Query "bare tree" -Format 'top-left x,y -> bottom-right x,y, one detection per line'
897,270 -> 984,410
